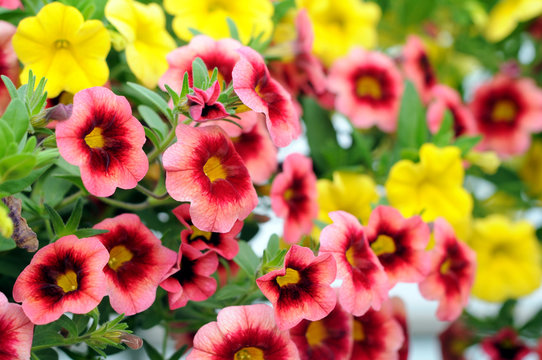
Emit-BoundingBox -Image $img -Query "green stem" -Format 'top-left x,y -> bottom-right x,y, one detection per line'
44,219 -> 54,243
147,118 -> 179,163
97,197 -> 150,211
57,190 -> 84,210
162,323 -> 169,357
135,184 -> 169,200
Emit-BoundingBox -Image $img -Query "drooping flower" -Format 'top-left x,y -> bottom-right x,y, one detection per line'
172,203 -> 242,260
469,75 -> 542,157
0,291 -> 33,360
467,215 -> 541,302
93,213 -> 177,316
56,86 -> 148,197
105,0 -> 176,88
402,35 -> 437,104
365,206 -> 431,287
0,21 -> 18,115
328,48 -> 403,133
270,153 -> 318,244
256,245 -> 337,330
485,0 -> 542,42
160,243 -> 218,310
12,2 -> 110,97
163,123 -> 258,233
319,211 -> 389,316
427,85 -> 477,137
481,328 -> 531,360
439,319 -> 475,360
187,304 -> 299,360
390,297 -> 409,360
232,46 -> 301,147
186,81 -> 229,121
13,235 -> 109,325
418,218 -> 476,322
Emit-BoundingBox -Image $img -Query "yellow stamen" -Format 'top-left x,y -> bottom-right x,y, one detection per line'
440,259 -> 451,274
56,269 -> 78,293
108,245 -> 134,271
491,100 -> 517,122
353,320 -> 365,341
370,234 -> 396,256
345,246 -> 356,267
54,39 -> 70,49
84,127 -> 105,149
356,76 -> 382,99
283,188 -> 294,201
234,347 -> 264,360
208,69 -> 226,90
203,156 -> 227,182
276,268 -> 301,287
306,320 -> 327,346
190,226 -> 212,241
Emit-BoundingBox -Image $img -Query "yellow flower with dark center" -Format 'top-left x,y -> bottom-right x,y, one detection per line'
485,0 -> 542,42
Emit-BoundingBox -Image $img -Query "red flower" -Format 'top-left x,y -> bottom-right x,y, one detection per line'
319,211 -> 389,316
418,218 -> 476,322
187,80 -> 229,121
13,235 -> 109,324
0,21 -> 18,116
402,35 -> 438,104
271,153 -> 318,244
439,319 -> 474,360
0,292 -> 33,360
257,245 -> 337,330
56,86 -> 148,197
160,243 -> 218,309
187,304 -> 300,360
365,206 -> 431,287
93,213 -> 177,316
481,328 -> 531,360
427,84 -> 478,137
163,123 -> 258,233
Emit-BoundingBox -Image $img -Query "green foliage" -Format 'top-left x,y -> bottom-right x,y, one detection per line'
397,81 -> 429,153
234,241 -> 261,278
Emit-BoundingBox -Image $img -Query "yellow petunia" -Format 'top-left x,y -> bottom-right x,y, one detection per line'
520,139 -> 542,198
485,0 -> 542,42
297,0 -> 381,66
163,0 -> 274,44
12,2 -> 110,98
105,0 -> 176,89
468,215 -> 542,302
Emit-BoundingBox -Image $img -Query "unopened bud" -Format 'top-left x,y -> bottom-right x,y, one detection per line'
2,196 -> 38,252
45,104 -> 73,122
120,333 -> 143,350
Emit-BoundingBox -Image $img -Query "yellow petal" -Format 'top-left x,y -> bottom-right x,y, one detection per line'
105,0 -> 137,43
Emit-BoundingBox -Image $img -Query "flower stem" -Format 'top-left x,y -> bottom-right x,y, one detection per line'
135,184 -> 169,200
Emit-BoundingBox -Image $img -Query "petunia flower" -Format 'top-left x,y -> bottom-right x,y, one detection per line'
427,84 -> 477,137
12,2 -> 110,97
485,0 -> 542,42
93,213 -> 177,316
0,291 -> 34,360
13,235 -> 109,325
390,297 -> 409,360
0,21 -> 18,115
365,206 -> 431,287
0,0 -> 22,9
232,46 -> 301,147
256,245 -> 337,330
105,0 -> 176,88
319,211 -> 389,316
172,203 -> 242,260
418,218 -> 476,322
481,328 -> 531,360
186,81 -> 229,121
163,123 -> 258,233
56,86 -> 148,197
187,304 -> 299,360
160,243 -> 218,310
402,35 -> 438,104
439,319 -> 475,360
328,48 -> 403,133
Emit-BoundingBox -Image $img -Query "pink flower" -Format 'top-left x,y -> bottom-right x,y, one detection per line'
319,211 -> 389,316
481,328 -> 531,360
187,80 -> 229,121
0,0 -> 22,9
187,304 -> 299,360
328,48 -> 403,132
0,291 -> 33,360
163,123 -> 258,233
402,35 -> 437,104
427,85 -> 477,137
0,21 -> 18,116
271,153 -> 318,244
439,319 -> 474,360
13,235 -> 109,324
56,86 -> 148,197
257,245 -> 337,330
418,218 -> 476,322
390,297 -> 409,360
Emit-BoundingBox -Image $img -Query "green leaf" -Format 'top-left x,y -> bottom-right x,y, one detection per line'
0,119 -> 15,157
1,74 -> 18,99
143,340 -> 164,360
144,127 -> 162,149
272,0 -> 296,24
454,135 -> 482,156
192,57 -> 209,90
36,148 -> 60,168
397,81 -> 428,150
73,228 -> 109,238
1,98 -> 30,142
234,241 -> 260,277
0,234 -> 15,251
0,153 -> 36,182
65,198 -> 84,233
520,307 -> 542,338
139,105 -> 168,140
126,82 -> 173,122
163,84 -> 179,105
169,345 -> 188,360
22,136 -> 37,153
0,165 -> 50,196
226,17 -> 241,41
32,349 -> 59,360
55,315 -> 80,338
432,110 -> 454,147
180,72 -> 190,98
496,299 -> 517,327
266,234 -> 280,258
44,204 -> 66,236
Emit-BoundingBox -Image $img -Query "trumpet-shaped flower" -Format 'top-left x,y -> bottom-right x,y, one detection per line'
105,0 -> 175,88
427,85 -> 477,137
485,0 -> 542,42
186,81 -> 229,121
402,35 -> 437,104
12,2 -> 110,97
13,235 -> 109,325
0,21 -> 18,115
0,292 -> 33,360
439,319 -> 475,360
56,87 -> 148,197
481,328 -> 531,360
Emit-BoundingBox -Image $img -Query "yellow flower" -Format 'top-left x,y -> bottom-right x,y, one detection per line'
105,0 -> 176,88
0,205 -> 13,239
12,2 -> 110,98
485,0 -> 542,42
520,139 -> 542,198
468,215 -> 542,302
297,0 -> 381,66
163,0 -> 273,44
385,144 -> 473,233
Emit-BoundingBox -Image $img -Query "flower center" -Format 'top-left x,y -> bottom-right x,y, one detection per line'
283,188 -> 294,201
356,76 -> 382,99
370,234 -> 396,256
491,100 -> 517,123
306,320 -> 327,346
54,39 -> 70,49
84,127 -> 106,149
234,347 -> 264,360
345,246 -> 356,267
276,268 -> 300,287
203,156 -> 227,182
190,225 -> 212,241
108,245 -> 134,271
353,320 -> 365,341
440,258 -> 451,274
56,269 -> 78,293
208,69 -> 226,90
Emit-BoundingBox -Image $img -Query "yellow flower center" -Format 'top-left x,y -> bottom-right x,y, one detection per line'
356,76 -> 382,99
491,100 -> 517,122
440,258 -> 451,274
276,268 -> 301,287
345,246 -> 356,267
234,347 -> 264,360
283,188 -> 294,201
190,225 -> 212,240
208,69 -> 226,90
56,269 -> 78,293
108,245 -> 134,271
203,156 -> 227,182
353,320 -> 365,341
370,234 -> 396,256
54,39 -> 70,49
306,320 -> 327,346
207,0 -> 233,12
84,127 -> 106,149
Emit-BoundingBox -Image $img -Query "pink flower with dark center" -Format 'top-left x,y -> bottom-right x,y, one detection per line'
418,218 -> 476,322
0,21 -> 18,116
481,328 -> 531,360
402,35 -> 438,104
187,80 -> 229,121
93,213 -> 177,316
271,153 -> 318,244
365,205 -> 431,287
257,245 -> 337,330
56,86 -> 148,197
319,211 -> 389,316
439,319 -> 475,360
0,292 -> 33,360
328,49 -> 403,132
187,304 -> 300,360
163,123 -> 258,233
160,243 -> 218,309
427,84 -> 478,137
13,235 -> 109,325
